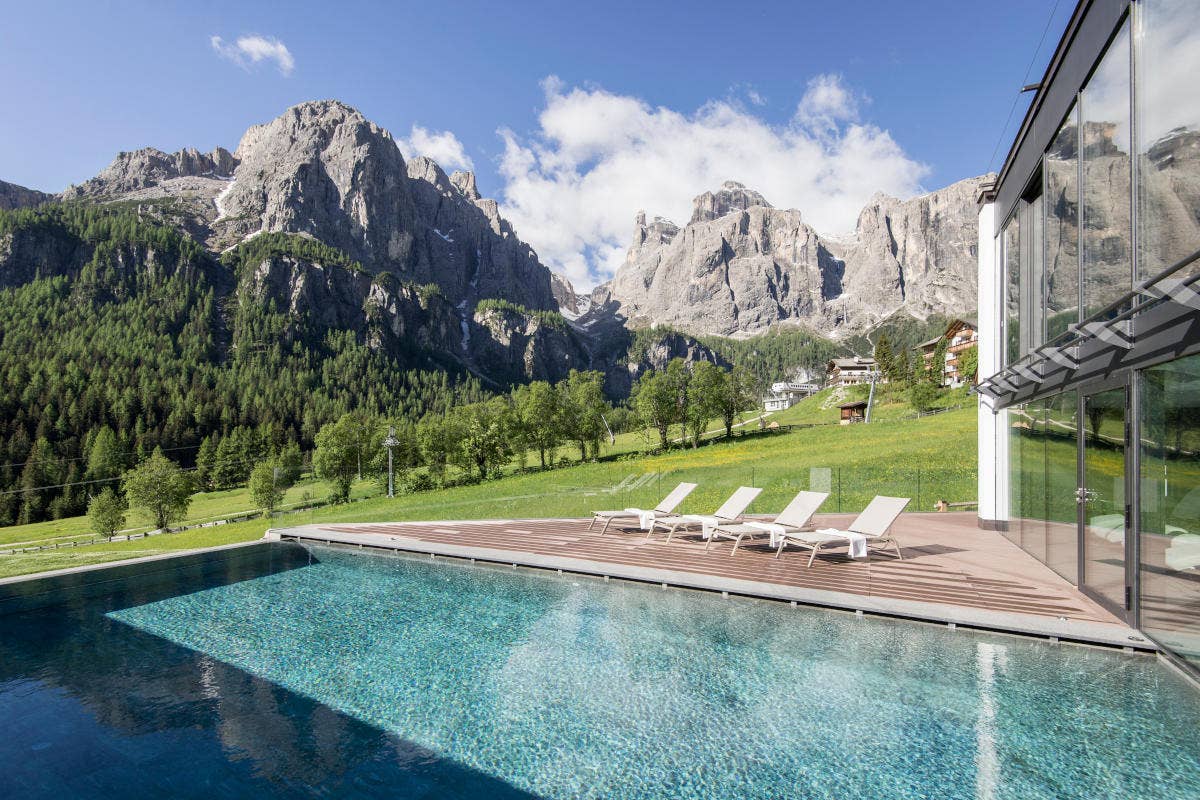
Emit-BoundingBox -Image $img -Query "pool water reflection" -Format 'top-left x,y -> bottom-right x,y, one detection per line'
2,543 -> 1199,799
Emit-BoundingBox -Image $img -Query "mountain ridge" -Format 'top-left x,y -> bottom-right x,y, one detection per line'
575,173 -> 990,339
3,99 -> 988,381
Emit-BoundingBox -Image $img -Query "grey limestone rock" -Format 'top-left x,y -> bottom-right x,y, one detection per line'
601,174 -> 992,337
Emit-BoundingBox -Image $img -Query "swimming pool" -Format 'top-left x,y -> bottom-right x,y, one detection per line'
2,542 -> 1198,799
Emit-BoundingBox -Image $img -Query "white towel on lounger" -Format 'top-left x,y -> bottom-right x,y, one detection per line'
745,521 -> 789,548
637,510 -> 655,530
816,528 -> 868,559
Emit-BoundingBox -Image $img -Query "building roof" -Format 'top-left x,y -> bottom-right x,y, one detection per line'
837,401 -> 869,409
828,357 -> 876,369
914,319 -> 979,352
946,318 -> 978,336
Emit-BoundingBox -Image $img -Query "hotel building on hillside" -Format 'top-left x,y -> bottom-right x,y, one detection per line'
915,319 -> 980,388
825,357 -> 878,387
762,382 -> 820,412
976,0 -> 1200,677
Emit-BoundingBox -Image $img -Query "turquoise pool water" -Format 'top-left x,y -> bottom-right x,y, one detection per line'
2,543 -> 1198,798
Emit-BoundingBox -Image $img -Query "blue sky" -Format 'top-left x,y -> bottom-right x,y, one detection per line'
0,0 -> 1073,285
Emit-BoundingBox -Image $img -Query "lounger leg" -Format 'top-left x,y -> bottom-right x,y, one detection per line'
730,533 -> 742,555
775,539 -> 786,559
601,517 -> 615,535
589,516 -> 596,530
893,537 -> 903,560
807,543 -> 820,568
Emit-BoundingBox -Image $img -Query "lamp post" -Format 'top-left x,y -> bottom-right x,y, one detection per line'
383,426 -> 400,498
864,370 -> 882,424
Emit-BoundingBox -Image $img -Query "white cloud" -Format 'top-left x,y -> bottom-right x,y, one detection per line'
497,76 -> 927,290
396,126 -> 474,172
794,73 -> 859,135
210,35 -> 295,76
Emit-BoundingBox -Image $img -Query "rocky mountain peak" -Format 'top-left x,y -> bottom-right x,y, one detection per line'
689,181 -> 774,224
62,146 -> 237,200
450,171 -> 480,200
604,174 -> 991,337
217,99 -> 414,266
406,156 -> 452,191
631,211 -> 680,250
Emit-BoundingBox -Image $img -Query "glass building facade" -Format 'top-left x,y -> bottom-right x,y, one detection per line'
983,0 -> 1200,676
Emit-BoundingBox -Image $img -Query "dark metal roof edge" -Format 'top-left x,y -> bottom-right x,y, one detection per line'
993,0 -> 1091,195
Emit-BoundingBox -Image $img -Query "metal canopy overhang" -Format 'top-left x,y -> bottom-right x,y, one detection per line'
978,249 -> 1200,408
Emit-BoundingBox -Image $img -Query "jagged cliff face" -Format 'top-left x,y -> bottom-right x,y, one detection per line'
836,176 -> 985,330
244,256 -> 464,360
218,102 -> 416,267
54,100 -> 559,317
63,146 -> 236,200
403,156 -> 556,312
10,99 -> 594,388
598,176 -> 989,337
469,307 -> 589,386
605,183 -> 842,336
0,179 -> 51,210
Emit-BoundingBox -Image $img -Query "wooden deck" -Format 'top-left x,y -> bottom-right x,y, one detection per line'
271,512 -> 1150,649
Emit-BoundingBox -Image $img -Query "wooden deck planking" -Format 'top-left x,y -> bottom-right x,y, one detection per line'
308,513 -> 1122,627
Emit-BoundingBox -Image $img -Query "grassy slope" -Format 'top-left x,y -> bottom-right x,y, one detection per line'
0,477 -> 375,549
769,384 -> 971,426
0,406 -> 977,579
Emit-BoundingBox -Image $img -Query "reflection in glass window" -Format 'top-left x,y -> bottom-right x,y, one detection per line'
1081,20 -> 1132,318
1007,403 -> 1025,548
1020,195 -> 1045,351
1045,104 -> 1079,340
1004,216 -> 1020,365
1044,391 -> 1079,583
1019,401 -> 1047,563
1137,0 -> 1200,278
1140,355 -> 1200,669
1008,394 -> 1077,582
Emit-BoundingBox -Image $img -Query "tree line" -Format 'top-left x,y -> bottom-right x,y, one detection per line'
872,332 -> 977,411
0,204 -> 483,525
78,358 -> 756,538
308,360 -> 758,501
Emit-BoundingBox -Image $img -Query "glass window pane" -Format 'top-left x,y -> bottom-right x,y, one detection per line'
1081,20 -> 1132,318
1137,0 -> 1200,279
1140,356 -> 1200,669
1021,195 -> 1045,351
1020,401 -> 1047,563
1004,216 -> 1021,365
1045,391 -> 1079,583
1081,387 -> 1128,611
1007,404 -> 1024,547
1045,104 -> 1080,340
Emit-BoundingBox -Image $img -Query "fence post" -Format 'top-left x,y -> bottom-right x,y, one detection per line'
837,468 -> 842,513
917,469 -> 922,511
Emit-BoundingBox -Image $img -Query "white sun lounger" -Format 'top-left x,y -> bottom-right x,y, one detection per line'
589,482 -> 697,534
776,495 -> 910,567
650,486 -> 763,543
707,490 -> 829,554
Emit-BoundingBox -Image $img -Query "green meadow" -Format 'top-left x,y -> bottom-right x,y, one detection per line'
0,398 -> 977,580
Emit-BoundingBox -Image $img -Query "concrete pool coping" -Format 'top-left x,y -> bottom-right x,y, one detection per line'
268,521 -> 1154,652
